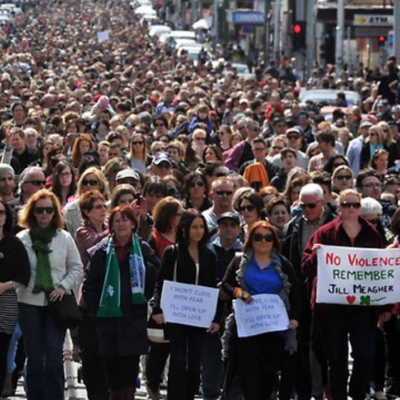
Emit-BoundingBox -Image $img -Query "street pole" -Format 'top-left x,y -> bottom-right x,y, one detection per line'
305,0 -> 315,79
273,0 -> 281,63
191,0 -> 196,26
394,0 -> 400,62
335,0 -> 344,77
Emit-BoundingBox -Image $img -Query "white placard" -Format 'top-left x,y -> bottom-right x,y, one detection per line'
317,245 -> 400,306
160,281 -> 219,328
97,31 -> 110,41
233,294 -> 289,338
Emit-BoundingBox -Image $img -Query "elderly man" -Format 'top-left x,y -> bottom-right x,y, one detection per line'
281,183 -> 337,400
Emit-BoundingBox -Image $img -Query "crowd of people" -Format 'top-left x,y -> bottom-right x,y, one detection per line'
1,0 -> 400,400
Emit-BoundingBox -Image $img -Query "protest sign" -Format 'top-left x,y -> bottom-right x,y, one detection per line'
160,281 -> 219,328
97,31 -> 109,41
317,245 -> 400,305
233,294 -> 289,338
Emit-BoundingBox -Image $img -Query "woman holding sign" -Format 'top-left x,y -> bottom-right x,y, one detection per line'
220,220 -> 299,400
83,205 -> 159,400
151,209 -> 221,400
302,189 -> 390,400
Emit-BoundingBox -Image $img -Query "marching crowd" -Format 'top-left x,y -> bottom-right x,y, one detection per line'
2,0 -> 400,400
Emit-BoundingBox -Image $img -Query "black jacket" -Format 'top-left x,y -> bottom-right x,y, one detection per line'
152,244 -> 223,323
82,235 -> 159,357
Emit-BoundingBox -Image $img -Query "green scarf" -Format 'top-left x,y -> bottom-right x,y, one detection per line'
30,223 -> 56,294
97,233 -> 147,318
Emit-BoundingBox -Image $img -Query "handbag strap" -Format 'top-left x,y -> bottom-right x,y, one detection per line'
173,245 -> 178,282
173,245 -> 200,285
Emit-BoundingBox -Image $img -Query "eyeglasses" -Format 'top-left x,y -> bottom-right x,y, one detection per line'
195,137 -> 206,141
93,204 -> 107,210
189,181 -> 205,188
25,180 -> 46,186
287,135 -> 300,140
367,218 -> 380,225
239,205 -> 255,213
132,141 -> 144,145
215,190 -> 233,196
299,202 -> 319,209
82,179 -> 99,186
272,146 -> 283,151
340,202 -> 361,209
335,175 -> 352,180
362,183 -> 382,189
34,207 -> 55,214
253,233 -> 274,243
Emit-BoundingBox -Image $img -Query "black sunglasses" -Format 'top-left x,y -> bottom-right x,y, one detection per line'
367,218 -> 380,225
189,181 -> 205,188
335,175 -> 352,180
82,179 -> 99,186
25,180 -> 46,186
215,190 -> 233,196
239,205 -> 255,213
253,233 -> 274,243
34,207 -> 55,214
299,202 -> 319,209
341,202 -> 361,209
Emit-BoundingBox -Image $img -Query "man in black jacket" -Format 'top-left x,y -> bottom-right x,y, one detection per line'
281,183 -> 337,400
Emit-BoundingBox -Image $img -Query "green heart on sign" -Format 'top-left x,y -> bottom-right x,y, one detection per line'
360,295 -> 371,306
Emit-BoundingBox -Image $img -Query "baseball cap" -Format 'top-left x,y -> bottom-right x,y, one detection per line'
152,152 -> 172,166
115,169 -> 140,182
286,127 -> 302,136
217,212 -> 241,225
360,120 -> 373,129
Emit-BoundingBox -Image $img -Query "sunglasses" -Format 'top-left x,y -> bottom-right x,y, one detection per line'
239,205 -> 255,213
253,233 -> 274,243
190,181 -> 205,188
25,180 -> 46,186
82,179 -> 99,186
214,172 -> 228,177
287,135 -> 300,140
132,141 -> 144,145
215,190 -> 233,196
340,202 -> 361,209
299,202 -> 319,209
367,218 -> 380,225
335,175 -> 352,180
34,207 -> 55,214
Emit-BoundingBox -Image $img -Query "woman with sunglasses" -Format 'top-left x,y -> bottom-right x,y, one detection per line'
220,220 -> 299,400
17,189 -> 82,400
0,200 -> 30,396
127,133 -> 151,173
182,172 -> 212,212
237,192 -> 265,240
302,189 -> 389,400
151,210 -> 220,400
331,165 -> 354,195
360,125 -> 388,170
63,167 -> 109,238
75,191 -> 109,400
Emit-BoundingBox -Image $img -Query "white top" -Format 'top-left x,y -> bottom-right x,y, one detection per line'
16,229 -> 83,306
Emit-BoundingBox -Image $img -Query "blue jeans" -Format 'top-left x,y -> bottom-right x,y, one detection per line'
18,303 -> 66,400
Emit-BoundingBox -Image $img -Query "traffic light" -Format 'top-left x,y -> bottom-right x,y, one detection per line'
292,21 -> 306,49
378,35 -> 387,47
